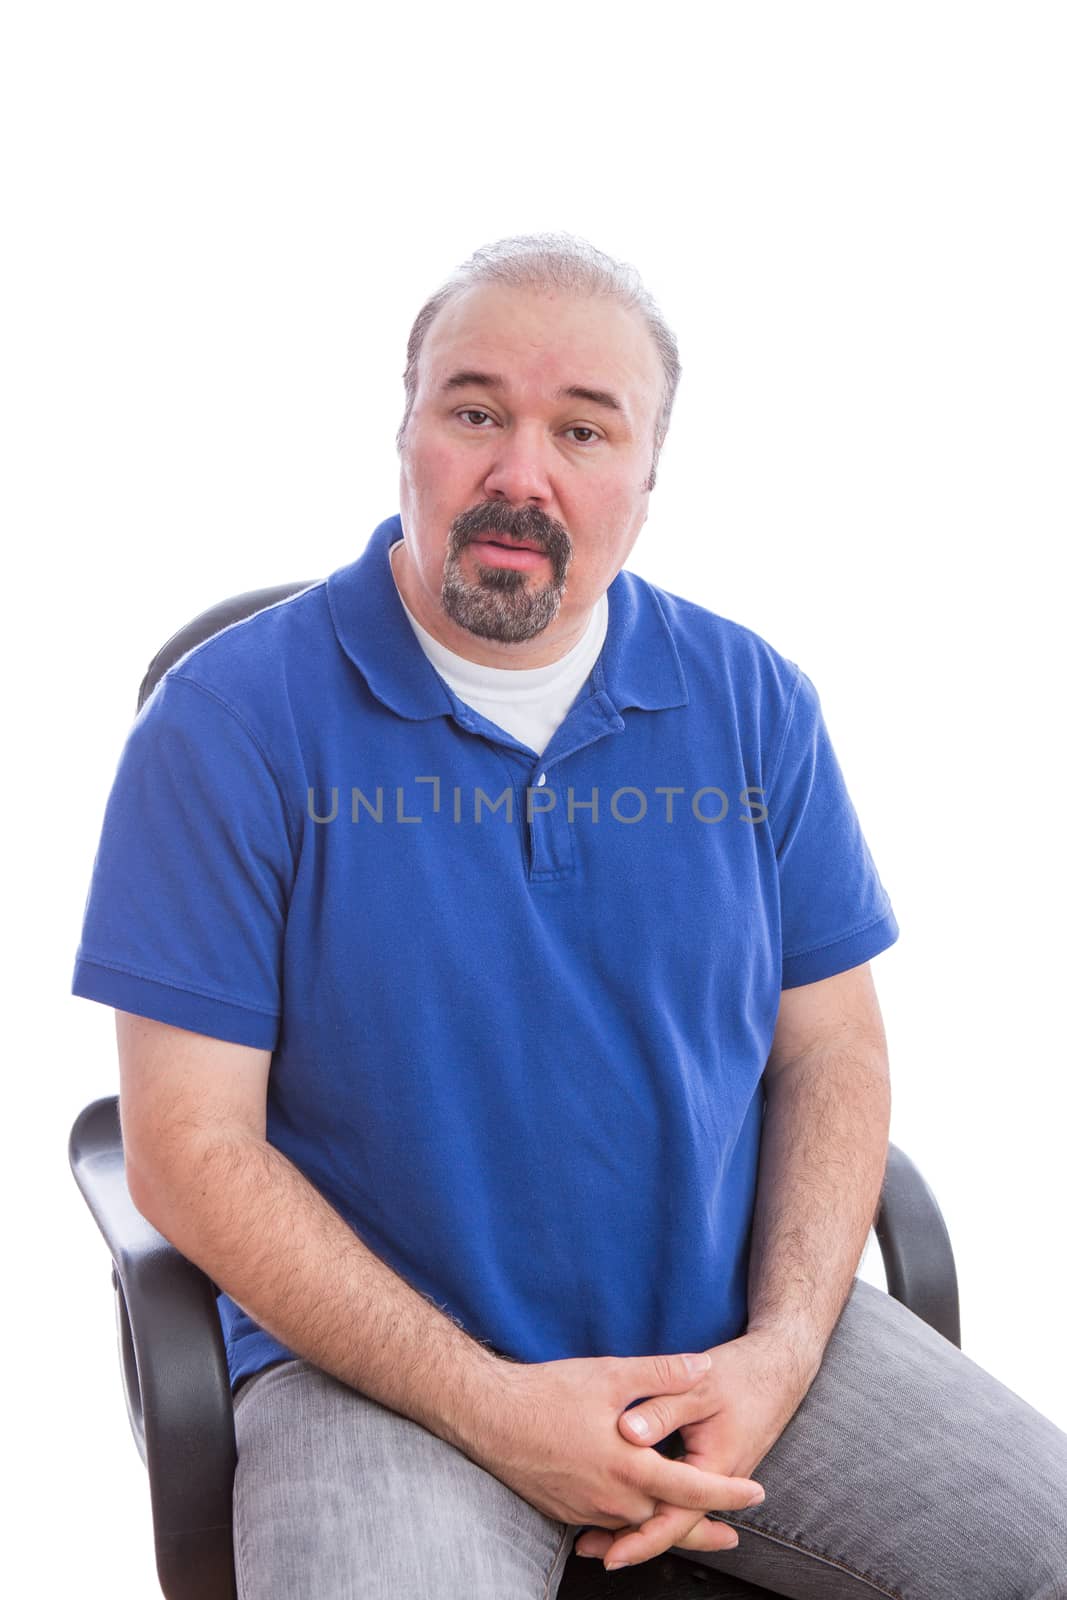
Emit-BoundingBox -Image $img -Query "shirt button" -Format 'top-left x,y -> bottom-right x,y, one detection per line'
536,772 -> 546,787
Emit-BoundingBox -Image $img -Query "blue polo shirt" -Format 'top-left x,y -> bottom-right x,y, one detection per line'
72,512 -> 899,1391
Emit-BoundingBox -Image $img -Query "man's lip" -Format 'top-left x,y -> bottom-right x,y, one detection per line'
470,536 -> 546,553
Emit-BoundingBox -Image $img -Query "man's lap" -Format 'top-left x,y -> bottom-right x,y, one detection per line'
232,1356 -> 574,1599
232,1278 -> 1067,1599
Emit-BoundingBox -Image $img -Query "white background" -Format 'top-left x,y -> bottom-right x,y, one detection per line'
3,3 -> 1064,1595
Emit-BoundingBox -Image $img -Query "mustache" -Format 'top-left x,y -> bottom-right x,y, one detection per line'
450,502 -> 572,571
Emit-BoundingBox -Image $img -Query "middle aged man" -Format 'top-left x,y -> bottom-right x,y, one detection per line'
72,234 -> 1067,1598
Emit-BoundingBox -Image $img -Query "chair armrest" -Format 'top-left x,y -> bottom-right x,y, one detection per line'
874,1141 -> 961,1349
70,1096 -> 237,1600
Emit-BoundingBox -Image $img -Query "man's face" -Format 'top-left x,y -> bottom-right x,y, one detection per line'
395,281 -> 663,661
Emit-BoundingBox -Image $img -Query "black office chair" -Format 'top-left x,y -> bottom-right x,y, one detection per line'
70,583 -> 963,1600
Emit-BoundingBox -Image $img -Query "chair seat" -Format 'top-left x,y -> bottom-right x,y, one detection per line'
556,1547 -> 776,1597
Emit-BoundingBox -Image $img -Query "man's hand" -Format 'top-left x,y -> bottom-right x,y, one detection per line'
573,1329 -> 812,1570
466,1350 -> 766,1540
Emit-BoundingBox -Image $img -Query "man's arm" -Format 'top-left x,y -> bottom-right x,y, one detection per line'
116,1011 -> 515,1455
744,961 -> 892,1388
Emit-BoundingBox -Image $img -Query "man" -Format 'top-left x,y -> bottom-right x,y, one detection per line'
72,234 -> 1067,1598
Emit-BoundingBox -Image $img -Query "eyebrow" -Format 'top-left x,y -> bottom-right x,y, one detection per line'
440,369 -> 625,415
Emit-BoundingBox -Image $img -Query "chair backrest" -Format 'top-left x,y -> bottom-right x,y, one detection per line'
137,579 -> 319,710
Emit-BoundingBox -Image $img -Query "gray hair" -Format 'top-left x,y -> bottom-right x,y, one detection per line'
395,232 -> 681,492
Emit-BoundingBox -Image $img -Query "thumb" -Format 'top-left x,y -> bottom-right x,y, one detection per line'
619,1351 -> 711,1443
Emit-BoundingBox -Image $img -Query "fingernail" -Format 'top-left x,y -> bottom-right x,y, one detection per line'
605,1561 -> 631,1571
747,1487 -> 766,1505
684,1352 -> 711,1375
626,1412 -> 649,1436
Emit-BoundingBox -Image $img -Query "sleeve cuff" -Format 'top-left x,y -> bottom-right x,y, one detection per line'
71,957 -> 280,1050
781,907 -> 899,990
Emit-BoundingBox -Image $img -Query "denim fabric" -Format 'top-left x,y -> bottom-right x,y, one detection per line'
674,1277 -> 1067,1597
232,1277 -> 1067,1598
233,1358 -> 575,1597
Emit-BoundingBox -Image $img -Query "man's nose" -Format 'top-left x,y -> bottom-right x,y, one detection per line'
481,423 -> 553,504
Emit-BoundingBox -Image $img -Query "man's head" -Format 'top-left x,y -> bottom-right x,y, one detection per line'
392,234 -> 681,666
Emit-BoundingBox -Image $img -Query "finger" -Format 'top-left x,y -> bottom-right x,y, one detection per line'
619,1386 -> 712,1446
620,1389 -> 731,1447
670,1517 -> 743,1555
614,1351 -> 714,1444
575,1511 -> 698,1564
575,1515 -> 740,1562
609,1512 -> 742,1566
595,1507 -> 743,1569
643,1456 -> 764,1514
619,1351 -> 712,1402
574,1538 -> 610,1558
574,1528 -> 630,1560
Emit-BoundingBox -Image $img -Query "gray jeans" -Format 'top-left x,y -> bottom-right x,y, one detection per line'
232,1277 -> 1067,1598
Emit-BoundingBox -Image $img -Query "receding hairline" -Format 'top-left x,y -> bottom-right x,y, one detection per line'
415,285 -> 664,427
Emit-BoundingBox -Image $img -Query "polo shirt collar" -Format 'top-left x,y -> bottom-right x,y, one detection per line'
326,513 -> 688,721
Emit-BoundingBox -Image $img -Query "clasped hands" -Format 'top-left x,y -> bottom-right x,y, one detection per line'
575,1328 -> 806,1572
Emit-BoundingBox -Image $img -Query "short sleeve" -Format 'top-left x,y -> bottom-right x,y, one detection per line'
768,668 -> 899,989
71,672 -> 295,1048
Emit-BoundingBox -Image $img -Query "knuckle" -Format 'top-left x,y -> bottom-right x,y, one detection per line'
684,1478 -> 713,1511
650,1354 -> 675,1390
611,1464 -> 660,1524
601,1491 -> 656,1527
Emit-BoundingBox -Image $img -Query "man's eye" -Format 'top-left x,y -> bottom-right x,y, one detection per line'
456,411 -> 599,445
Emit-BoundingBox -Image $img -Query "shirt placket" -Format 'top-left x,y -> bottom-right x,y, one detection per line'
445,691 -> 625,883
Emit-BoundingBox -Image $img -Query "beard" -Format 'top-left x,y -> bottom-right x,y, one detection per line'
441,501 -> 573,644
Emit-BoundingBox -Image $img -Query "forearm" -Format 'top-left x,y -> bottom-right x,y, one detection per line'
745,1043 -> 891,1385
133,1134 -> 514,1456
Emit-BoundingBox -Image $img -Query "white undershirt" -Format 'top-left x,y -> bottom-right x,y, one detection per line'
389,538 -> 609,758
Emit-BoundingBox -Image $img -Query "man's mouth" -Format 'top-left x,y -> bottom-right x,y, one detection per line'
466,536 -> 551,571
475,535 -> 544,552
